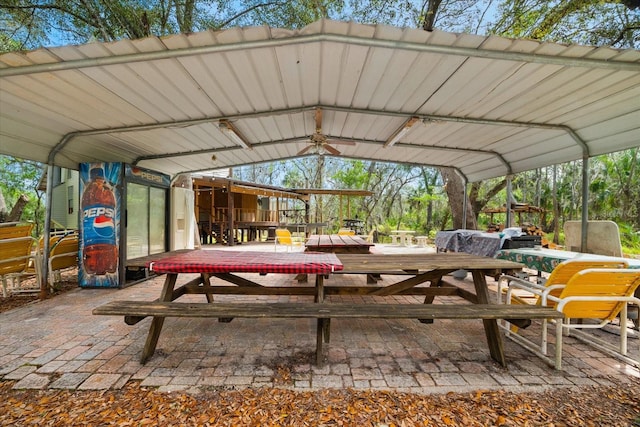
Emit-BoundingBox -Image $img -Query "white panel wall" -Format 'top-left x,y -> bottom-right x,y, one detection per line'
170,187 -> 196,250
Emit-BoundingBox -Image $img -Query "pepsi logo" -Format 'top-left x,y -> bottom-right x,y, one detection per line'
93,215 -> 115,238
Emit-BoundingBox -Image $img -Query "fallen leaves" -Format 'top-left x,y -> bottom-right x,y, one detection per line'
1,380 -> 639,426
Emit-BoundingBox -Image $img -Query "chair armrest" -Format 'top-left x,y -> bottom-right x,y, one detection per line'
554,295 -> 640,313
540,284 -> 567,306
497,274 -> 538,302
504,278 -> 562,306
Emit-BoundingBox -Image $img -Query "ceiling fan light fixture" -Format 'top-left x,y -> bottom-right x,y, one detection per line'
219,120 -> 253,150
384,116 -> 419,148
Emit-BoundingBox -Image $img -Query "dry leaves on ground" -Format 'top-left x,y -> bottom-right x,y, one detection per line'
0,273 -> 77,313
1,380 -> 639,426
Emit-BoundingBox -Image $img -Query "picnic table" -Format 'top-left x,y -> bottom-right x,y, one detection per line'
94,249 -> 560,367
390,230 -> 415,246
305,234 -> 374,254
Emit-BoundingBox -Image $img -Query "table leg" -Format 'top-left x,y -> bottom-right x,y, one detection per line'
419,275 -> 442,324
316,319 -> 325,366
315,274 -> 329,365
141,273 -> 178,364
201,273 -> 214,303
201,272 -> 233,322
471,270 -> 506,367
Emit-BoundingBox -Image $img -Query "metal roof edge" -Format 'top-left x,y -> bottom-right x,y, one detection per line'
2,21 -> 638,78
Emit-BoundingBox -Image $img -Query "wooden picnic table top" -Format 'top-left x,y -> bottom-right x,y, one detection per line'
335,252 -> 522,274
305,234 -> 374,254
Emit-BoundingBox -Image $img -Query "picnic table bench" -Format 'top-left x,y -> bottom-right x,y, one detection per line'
94,300 -> 562,366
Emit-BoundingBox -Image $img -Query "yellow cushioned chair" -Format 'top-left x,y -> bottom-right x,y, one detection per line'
504,267 -> 640,369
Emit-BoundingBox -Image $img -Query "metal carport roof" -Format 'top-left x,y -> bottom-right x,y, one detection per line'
1,19 -> 639,183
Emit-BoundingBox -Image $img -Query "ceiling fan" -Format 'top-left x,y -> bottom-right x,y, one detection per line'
297,108 -> 356,156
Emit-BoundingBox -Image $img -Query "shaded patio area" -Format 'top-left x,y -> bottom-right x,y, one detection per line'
1,243 -> 638,393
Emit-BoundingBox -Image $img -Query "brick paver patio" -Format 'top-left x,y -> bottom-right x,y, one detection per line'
1,243 -> 638,392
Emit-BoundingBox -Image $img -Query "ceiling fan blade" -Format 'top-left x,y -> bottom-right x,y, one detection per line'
322,144 -> 341,155
326,139 -> 356,146
297,144 -> 314,155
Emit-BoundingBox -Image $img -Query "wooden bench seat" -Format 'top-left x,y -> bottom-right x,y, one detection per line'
94,300 -> 562,365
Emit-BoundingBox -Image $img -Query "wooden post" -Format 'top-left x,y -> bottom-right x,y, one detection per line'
227,183 -> 234,246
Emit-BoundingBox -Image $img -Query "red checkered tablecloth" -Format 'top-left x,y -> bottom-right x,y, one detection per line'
147,250 -> 343,274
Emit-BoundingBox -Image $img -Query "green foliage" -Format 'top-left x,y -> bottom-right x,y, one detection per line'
618,222 -> 640,254
242,0 -> 345,28
0,32 -> 20,51
491,0 -> 640,48
331,160 -> 369,189
0,155 -> 45,232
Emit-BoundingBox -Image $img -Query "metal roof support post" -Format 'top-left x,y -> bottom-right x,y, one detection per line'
462,178 -> 468,229
40,164 -> 54,298
581,156 -> 589,252
506,176 -> 513,228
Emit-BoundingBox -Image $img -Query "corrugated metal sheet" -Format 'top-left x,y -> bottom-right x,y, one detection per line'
1,19 -> 639,182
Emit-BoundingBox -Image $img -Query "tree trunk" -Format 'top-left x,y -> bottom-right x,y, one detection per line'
422,0 -> 442,31
8,194 -> 29,222
0,188 -> 6,222
439,168 -> 476,230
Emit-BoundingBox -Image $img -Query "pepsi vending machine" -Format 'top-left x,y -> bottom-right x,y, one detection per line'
79,163 -> 170,288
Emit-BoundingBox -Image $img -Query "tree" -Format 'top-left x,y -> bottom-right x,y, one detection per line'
0,0 -> 349,51
0,156 -> 44,232
492,0 -> 640,47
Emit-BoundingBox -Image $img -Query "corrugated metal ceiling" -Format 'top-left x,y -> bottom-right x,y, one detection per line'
1,19 -> 638,182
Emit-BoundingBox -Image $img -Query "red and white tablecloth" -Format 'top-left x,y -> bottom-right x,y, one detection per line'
147,250 -> 343,275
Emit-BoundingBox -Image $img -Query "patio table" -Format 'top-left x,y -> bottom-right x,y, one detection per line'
139,250 -> 341,362
497,248 -> 640,274
95,249 -> 556,368
390,230 -> 416,246
305,234 -> 374,254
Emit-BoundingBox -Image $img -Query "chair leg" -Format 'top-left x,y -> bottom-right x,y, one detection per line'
555,320 -> 563,370
541,318 -> 548,355
620,304 -> 628,355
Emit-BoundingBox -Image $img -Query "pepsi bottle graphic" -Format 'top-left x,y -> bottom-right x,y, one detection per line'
82,166 -> 118,275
